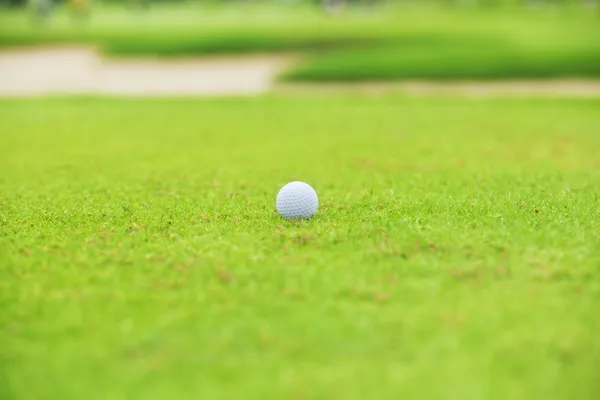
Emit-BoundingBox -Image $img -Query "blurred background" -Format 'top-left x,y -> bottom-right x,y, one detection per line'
0,0 -> 599,96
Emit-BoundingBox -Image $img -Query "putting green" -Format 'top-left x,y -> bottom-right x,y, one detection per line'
1,94 -> 599,399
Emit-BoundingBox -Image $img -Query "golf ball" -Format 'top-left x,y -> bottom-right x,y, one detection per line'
276,181 -> 318,219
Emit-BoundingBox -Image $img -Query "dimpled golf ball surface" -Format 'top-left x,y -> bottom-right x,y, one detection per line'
276,181 -> 318,219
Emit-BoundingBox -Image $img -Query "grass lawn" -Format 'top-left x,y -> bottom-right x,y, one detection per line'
1,93 -> 600,399
1,4 -> 600,81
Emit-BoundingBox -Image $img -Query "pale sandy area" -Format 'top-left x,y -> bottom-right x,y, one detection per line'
277,81 -> 600,98
1,46 -> 600,97
0,46 -> 292,97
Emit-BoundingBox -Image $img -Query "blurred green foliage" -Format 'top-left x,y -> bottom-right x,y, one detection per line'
3,0 -> 600,7
0,2 -> 599,80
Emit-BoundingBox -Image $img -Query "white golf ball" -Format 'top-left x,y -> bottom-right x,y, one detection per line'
276,181 -> 318,219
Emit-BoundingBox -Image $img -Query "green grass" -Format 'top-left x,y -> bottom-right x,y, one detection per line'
1,4 -> 600,80
283,37 -> 600,81
1,93 -> 600,399
0,5 -> 388,53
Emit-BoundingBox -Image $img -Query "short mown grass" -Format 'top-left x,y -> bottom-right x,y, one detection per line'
1,4 -> 600,81
1,94 -> 599,399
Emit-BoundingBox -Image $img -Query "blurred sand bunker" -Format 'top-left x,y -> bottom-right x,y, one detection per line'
281,81 -> 600,98
1,46 -> 600,97
0,46 -> 291,96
